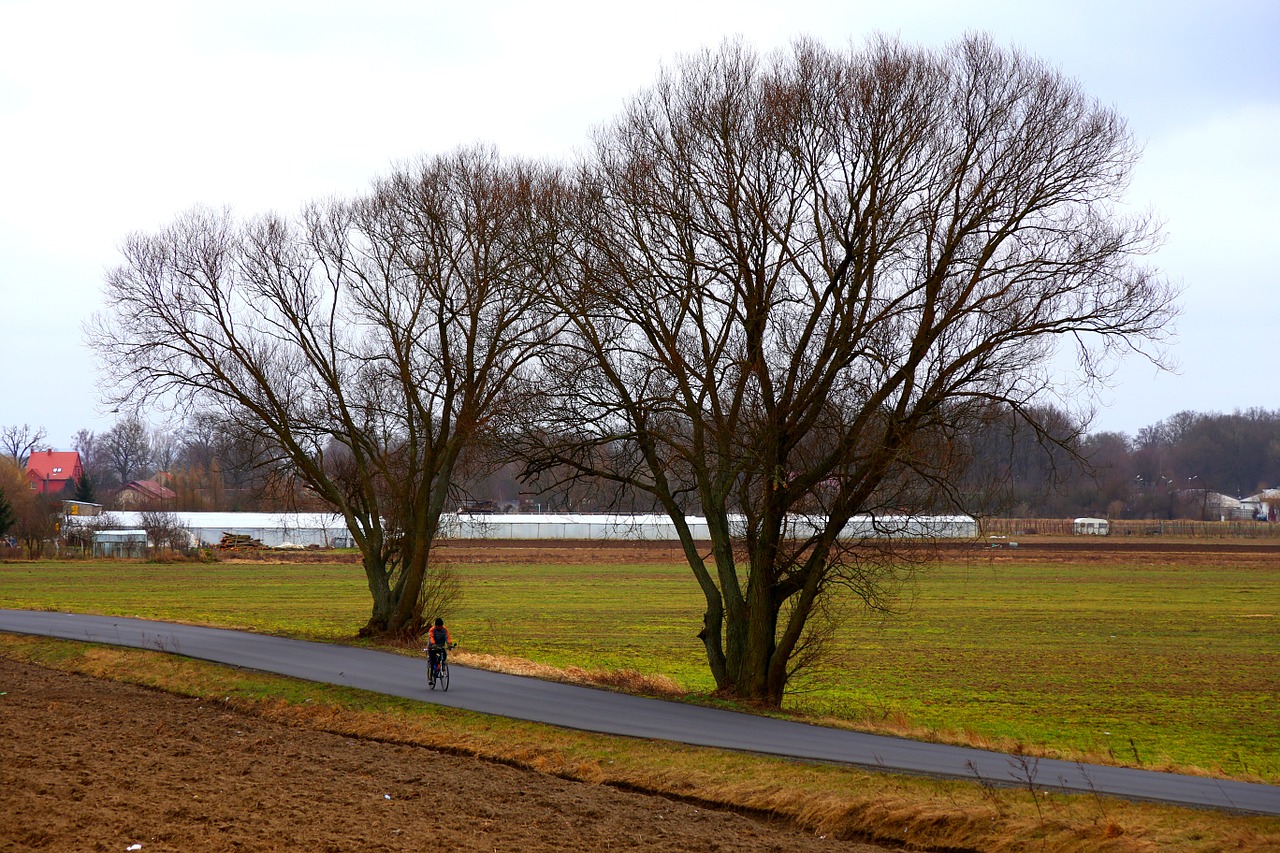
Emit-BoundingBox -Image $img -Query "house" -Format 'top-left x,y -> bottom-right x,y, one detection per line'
25,449 -> 82,495
1185,491 -> 1253,522
62,500 -> 104,517
115,478 -> 178,508
1241,489 -> 1280,522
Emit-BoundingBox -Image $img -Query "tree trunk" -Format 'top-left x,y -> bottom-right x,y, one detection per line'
360,549 -> 396,636
388,530 -> 430,636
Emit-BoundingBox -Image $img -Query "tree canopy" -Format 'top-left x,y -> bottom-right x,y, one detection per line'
515,35 -> 1179,703
91,147 -> 560,636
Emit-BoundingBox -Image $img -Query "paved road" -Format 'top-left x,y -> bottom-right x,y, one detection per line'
3,609 -> 1277,816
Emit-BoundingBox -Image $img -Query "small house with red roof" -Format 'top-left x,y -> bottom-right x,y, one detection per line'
116,478 -> 178,508
25,449 -> 83,495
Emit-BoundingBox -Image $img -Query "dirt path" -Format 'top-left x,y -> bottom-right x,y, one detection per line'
0,658 -> 890,852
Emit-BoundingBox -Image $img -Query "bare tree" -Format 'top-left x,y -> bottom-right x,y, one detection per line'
72,428 -> 100,472
150,428 -> 180,474
139,510 -> 192,554
957,403 -> 1089,517
519,36 -> 1179,704
90,146 -> 559,637
1,424 -> 48,467
100,415 -> 153,487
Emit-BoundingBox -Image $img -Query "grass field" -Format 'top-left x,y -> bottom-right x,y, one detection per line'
1,542 -> 1276,783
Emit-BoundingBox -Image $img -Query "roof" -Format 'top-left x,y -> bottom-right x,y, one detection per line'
122,479 -> 178,501
93,511 -> 352,531
63,511 -> 979,545
25,450 -> 81,480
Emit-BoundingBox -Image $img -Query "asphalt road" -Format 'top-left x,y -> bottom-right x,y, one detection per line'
3,609 -> 1277,816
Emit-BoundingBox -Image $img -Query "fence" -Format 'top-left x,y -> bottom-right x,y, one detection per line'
980,517 -> 1280,539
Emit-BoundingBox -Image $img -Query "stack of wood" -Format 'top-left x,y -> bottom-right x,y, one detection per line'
216,532 -> 264,550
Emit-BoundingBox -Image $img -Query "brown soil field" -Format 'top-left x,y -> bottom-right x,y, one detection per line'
224,535 -> 1280,568
951,536 -> 1280,567
0,657 -> 891,852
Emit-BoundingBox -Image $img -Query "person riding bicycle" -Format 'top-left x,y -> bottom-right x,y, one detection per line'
426,617 -> 453,686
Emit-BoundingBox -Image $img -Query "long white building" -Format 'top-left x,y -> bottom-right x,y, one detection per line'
90,512 -> 353,549
82,511 -> 978,548
441,513 -> 978,540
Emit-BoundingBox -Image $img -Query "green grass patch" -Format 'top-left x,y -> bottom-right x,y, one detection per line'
0,558 -> 371,640
450,554 -> 1280,782
1,548 -> 1276,782
818,558 -> 1280,781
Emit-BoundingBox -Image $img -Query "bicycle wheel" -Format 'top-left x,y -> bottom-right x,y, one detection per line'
439,657 -> 450,691
428,657 -> 437,690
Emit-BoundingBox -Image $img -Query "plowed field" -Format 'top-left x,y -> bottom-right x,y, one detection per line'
0,657 -> 887,852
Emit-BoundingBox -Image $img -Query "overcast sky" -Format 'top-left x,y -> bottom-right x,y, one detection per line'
2,0 -> 1277,450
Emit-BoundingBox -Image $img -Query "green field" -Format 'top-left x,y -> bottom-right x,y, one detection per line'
1,546 -> 1276,782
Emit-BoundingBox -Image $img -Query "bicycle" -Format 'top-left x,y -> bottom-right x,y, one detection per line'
426,642 -> 456,691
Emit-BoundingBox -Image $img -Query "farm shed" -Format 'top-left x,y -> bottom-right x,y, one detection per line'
828,515 -> 977,539
104,512 -> 353,549
1073,517 -> 1110,535
93,530 -> 148,558
441,513 -> 711,540
440,513 -> 977,541
72,511 -> 978,547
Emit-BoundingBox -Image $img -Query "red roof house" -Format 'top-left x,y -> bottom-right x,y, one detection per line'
25,450 -> 83,495
117,478 -> 178,507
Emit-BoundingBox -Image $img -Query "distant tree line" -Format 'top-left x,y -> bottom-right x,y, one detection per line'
409,405 -> 1280,521
8,405 -> 1276,525
955,406 -> 1280,520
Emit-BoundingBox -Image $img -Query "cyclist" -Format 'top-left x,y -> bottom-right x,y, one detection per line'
426,617 -> 453,686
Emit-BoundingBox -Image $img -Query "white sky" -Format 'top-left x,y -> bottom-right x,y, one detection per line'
2,0 -> 1277,449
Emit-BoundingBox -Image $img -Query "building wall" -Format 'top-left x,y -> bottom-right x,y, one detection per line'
72,511 -> 978,547
442,513 -> 978,540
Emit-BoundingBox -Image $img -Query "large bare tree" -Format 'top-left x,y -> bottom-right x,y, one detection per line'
1,424 -> 48,468
90,146 -> 559,636
100,415 -> 154,487
519,36 -> 1180,704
